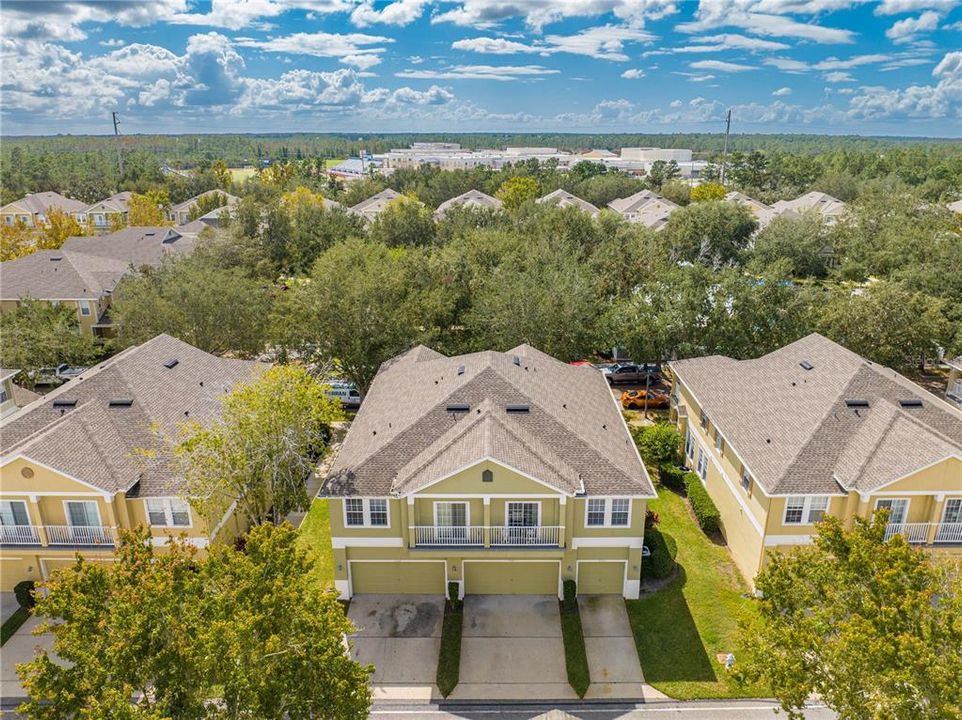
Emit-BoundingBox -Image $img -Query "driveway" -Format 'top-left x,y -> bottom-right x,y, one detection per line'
449,595 -> 577,701
1,592 -> 19,625
579,594 -> 666,700
347,595 -> 444,702
1,614 -> 54,708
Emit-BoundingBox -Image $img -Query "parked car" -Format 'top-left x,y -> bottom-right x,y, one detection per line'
324,380 -> 362,409
603,363 -> 663,384
621,389 -> 670,410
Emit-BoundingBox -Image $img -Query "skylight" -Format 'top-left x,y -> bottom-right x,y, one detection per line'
446,403 -> 470,413
163,359 -> 179,369
52,399 -> 77,408
506,404 -> 530,413
799,360 -> 814,370
845,399 -> 869,408
108,398 -> 134,407
899,399 -> 923,408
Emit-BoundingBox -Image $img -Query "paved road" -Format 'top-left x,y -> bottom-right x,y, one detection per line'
370,700 -> 836,720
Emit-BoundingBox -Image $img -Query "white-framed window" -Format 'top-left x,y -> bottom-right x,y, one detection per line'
434,501 -> 468,527
65,500 -> 101,527
145,497 -> 191,527
696,448 -> 708,481
875,498 -> 908,525
0,387 -> 8,404
507,501 -> 540,527
740,468 -> 751,492
942,498 -> 962,524
700,410 -> 709,430
684,427 -> 694,459
715,432 -> 724,454
585,498 -> 631,527
343,498 -> 390,527
78,300 -> 91,317
0,500 -> 30,526
4,215 -> 13,226
784,496 -> 831,525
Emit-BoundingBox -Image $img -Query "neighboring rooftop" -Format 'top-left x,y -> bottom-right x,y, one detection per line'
772,191 -> 846,219
434,189 -> 503,218
537,189 -> 600,215
349,188 -> 402,219
0,191 -> 88,216
170,190 -> 239,215
61,227 -> 195,266
0,335 -> 263,496
86,191 -> 133,213
324,344 -> 655,498
671,334 -> 962,496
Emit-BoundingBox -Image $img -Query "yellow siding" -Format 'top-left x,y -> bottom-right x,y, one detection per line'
421,459 -> 558,496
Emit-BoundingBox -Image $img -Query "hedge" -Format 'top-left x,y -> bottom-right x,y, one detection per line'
643,526 -> 677,579
684,472 -> 721,534
658,463 -> 687,492
14,580 -> 35,609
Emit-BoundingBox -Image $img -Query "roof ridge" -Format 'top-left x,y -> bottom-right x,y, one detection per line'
487,408 -> 585,493
836,400 -> 900,489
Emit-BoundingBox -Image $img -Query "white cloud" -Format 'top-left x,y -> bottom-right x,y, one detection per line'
169,0 -> 351,31
690,59 -> 757,72
3,0 -> 187,41
646,32 -> 790,55
670,99 -> 683,107
396,64 -> 560,81
874,0 -> 958,15
99,39 -> 125,48
673,71 -> 717,81
622,68 -> 646,78
886,11 -> 941,43
452,37 -> 539,54
390,85 -> 455,104
846,50 -> 962,118
451,25 -> 655,62
234,31 -> 392,68
824,71 -> 855,81
351,0 -> 429,27
432,0 -> 678,31
773,86 -> 793,95
678,4 -> 856,44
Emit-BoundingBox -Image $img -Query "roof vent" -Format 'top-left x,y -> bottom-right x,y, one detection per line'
52,398 -> 77,408
108,398 -> 134,407
799,360 -> 814,370
50,255 -> 63,262
506,403 -> 530,413
163,358 -> 179,369
845,399 -> 870,408
899,398 -> 923,408
457,365 -> 465,376
512,355 -> 521,367
446,403 -> 470,413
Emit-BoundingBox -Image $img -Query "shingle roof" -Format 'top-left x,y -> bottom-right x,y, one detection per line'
324,344 -> 654,498
0,335 -> 263,496
349,188 -> 401,220
608,190 -> 664,214
1,192 -> 88,216
725,191 -> 788,229
0,228 -> 195,300
1,368 -> 20,384
86,191 -> 133,214
537,189 -> 599,215
434,189 -> 503,218
771,191 -> 846,218
170,190 -> 240,214
671,334 -> 962,495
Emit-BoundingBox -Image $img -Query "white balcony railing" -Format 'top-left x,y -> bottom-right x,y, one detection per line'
0,525 -> 41,545
414,526 -> 484,546
935,522 -> 962,544
491,525 -> 562,546
45,525 -> 115,546
884,523 -> 930,543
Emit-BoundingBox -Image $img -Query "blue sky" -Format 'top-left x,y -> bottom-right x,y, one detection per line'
2,0 -> 961,136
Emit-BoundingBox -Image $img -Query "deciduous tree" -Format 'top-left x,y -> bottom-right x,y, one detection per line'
128,189 -> 172,226
496,176 -> 539,210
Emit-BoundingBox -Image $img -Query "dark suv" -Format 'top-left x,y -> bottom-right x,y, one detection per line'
603,363 -> 663,385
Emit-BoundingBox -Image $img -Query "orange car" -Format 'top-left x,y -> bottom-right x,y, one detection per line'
621,389 -> 670,410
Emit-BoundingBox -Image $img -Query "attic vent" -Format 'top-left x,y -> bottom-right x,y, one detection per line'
108,398 -> 134,407
799,360 -> 814,370
899,398 -> 923,408
52,399 -> 77,408
457,365 -> 465,376
845,399 -> 870,408
50,255 -> 63,261
163,358 -> 179,369
512,355 -> 521,367
506,404 -> 530,413
446,403 -> 470,413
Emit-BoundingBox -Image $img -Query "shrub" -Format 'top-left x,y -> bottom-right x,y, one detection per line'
643,527 -> 677,579
658,463 -> 687,492
562,579 -> 577,613
645,509 -> 660,529
684,472 -> 721,534
447,581 -> 460,603
14,581 -> 35,609
634,423 -> 682,470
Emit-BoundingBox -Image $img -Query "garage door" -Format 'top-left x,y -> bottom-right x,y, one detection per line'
463,561 -> 559,595
578,561 -> 625,594
350,561 -> 445,594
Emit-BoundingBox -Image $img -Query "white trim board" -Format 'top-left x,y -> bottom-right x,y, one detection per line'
331,536 -> 404,549
571,536 -> 643,549
399,456 -> 577,497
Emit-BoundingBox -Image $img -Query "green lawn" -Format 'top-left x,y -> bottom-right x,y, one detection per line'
559,603 -> 590,698
297,499 -> 336,590
436,601 -> 463,697
626,489 -> 766,699
229,167 -> 258,182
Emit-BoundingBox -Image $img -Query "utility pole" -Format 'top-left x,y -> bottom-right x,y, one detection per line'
720,108 -> 732,185
112,111 -> 123,177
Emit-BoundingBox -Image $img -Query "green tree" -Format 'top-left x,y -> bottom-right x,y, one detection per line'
367,194 -> 436,247
212,160 -> 232,189
660,179 -> 691,206
663,200 -> 757,269
739,512 -> 962,720
495,176 -> 539,210
128,189 -> 172,226
748,213 -> 832,278
37,208 -> 85,250
0,300 -> 102,387
17,525 -> 372,719
634,423 -> 681,469
176,366 -> 340,526
111,253 -> 272,358
690,181 -> 727,202
646,160 -> 680,190
186,191 -> 230,221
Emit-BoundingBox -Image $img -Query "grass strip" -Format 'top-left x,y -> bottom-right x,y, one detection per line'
559,601 -> 590,698
436,599 -> 463,697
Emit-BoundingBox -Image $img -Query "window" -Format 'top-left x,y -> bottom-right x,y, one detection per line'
78,300 -> 91,317
482,469 -> 493,483
507,502 -> 539,527
740,468 -> 751,492
343,498 -> 389,527
0,387 -> 8,404
65,501 -> 100,527
684,427 -> 694,459
0,500 -> 30,526
696,448 -> 708,481
4,216 -> 12,226
700,410 -> 709,430
943,498 -> 962,524
435,502 -> 467,527
586,498 -> 631,527
875,498 -> 908,525
715,432 -> 724,454
784,496 -> 832,525
145,498 -> 191,527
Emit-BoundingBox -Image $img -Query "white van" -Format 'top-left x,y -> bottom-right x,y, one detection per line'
324,380 -> 362,409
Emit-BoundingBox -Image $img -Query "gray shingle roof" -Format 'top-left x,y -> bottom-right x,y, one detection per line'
671,334 -> 962,495
0,335 -> 263,496
1,192 -> 88,216
170,190 -> 240,214
349,188 -> 402,220
61,227 -> 195,267
324,344 -> 654,498
434,189 -> 502,218
86,191 -> 133,214
537,189 -> 599,215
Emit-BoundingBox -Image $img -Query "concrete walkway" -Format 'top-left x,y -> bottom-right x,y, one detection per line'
579,595 -> 668,701
1,614 -> 53,707
347,595 -> 444,702
1,592 -> 19,625
449,595 -> 577,701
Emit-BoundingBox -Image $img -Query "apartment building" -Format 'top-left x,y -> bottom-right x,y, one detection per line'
1,192 -> 88,228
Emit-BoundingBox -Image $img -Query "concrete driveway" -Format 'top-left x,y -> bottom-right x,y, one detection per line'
347,595 -> 444,702
1,614 -> 54,707
449,595 -> 577,701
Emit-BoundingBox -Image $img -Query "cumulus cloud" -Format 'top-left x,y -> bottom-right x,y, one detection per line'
351,0 -> 429,27
773,86 -> 793,95
391,85 -> 455,104
451,25 -> 655,62
874,0 -> 958,15
824,71 -> 855,81
846,50 -> 962,118
2,0 -> 187,41
622,68 -> 646,78
234,31 -> 393,68
431,0 -> 678,31
169,0 -> 351,31
886,11 -> 941,43
677,3 -> 856,44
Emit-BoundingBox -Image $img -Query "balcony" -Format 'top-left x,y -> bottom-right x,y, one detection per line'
413,525 -> 563,548
884,522 -> 962,545
45,525 -> 116,546
0,525 -> 41,545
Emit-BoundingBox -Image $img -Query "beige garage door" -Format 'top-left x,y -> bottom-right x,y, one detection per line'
463,561 -> 559,595
578,561 -> 625,594
350,561 -> 445,595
